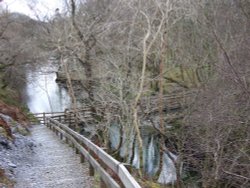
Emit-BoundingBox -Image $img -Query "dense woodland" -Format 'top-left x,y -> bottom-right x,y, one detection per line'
0,0 -> 249,187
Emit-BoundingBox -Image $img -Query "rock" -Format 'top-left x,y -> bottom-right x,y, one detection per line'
13,124 -> 30,136
0,127 -> 7,137
0,183 -> 7,188
56,59 -> 86,82
8,162 -> 17,168
27,141 -> 35,149
0,117 -> 12,139
0,114 -> 30,139
0,122 -> 35,187
0,136 -> 11,149
0,100 -> 29,125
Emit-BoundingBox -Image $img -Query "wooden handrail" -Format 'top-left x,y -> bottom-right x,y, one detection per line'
50,122 -> 120,188
46,117 -> 141,188
33,111 -> 65,115
30,91 -> 194,186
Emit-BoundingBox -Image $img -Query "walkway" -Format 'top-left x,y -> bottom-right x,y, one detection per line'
15,125 -> 93,188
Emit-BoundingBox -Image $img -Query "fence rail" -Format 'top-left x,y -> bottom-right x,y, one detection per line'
32,91 -> 193,126
30,92 -> 193,187
40,115 -> 141,188
30,112 -> 65,125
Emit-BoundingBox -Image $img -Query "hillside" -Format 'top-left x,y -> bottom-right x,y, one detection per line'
0,11 -> 40,187
0,0 -> 250,187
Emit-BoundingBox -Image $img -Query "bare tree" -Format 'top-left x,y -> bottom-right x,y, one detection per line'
35,0 -> 250,187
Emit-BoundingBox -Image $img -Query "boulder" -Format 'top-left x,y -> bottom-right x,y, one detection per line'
0,100 -> 28,125
0,100 -> 30,139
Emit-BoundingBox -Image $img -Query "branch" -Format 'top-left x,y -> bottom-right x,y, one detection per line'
164,76 -> 189,89
0,20 -> 10,39
237,1 -> 250,20
222,169 -> 250,180
212,29 -> 250,96
70,0 -> 84,41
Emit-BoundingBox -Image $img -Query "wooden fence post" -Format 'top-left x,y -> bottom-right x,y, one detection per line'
80,155 -> 85,163
43,112 -> 45,125
89,163 -> 95,176
60,133 -> 63,140
75,148 -> 79,154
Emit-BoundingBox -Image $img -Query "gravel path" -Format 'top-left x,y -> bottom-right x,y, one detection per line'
14,125 -> 94,188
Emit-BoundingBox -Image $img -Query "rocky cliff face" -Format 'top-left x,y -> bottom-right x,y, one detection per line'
56,59 -> 86,83
0,100 -> 29,138
55,59 -> 90,102
0,101 -> 28,125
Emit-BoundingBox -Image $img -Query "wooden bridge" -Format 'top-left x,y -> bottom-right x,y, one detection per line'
32,111 -> 141,188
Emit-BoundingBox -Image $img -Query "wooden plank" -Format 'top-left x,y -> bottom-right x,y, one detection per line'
117,165 -> 141,188
51,119 -> 119,172
76,140 -> 120,188
49,118 -> 141,188
50,123 -> 120,188
34,111 -> 65,115
80,155 -> 85,163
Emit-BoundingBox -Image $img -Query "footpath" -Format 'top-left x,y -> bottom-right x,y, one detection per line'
14,125 -> 93,188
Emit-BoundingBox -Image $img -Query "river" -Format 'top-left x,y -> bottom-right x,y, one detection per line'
25,65 -> 71,113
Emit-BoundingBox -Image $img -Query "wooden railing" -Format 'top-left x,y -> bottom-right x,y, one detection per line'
31,91 -> 193,125
30,111 -> 65,125
30,92 -> 194,187
45,117 -> 141,188
32,110 -> 84,127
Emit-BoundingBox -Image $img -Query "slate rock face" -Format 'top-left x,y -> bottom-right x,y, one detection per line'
0,113 -> 30,139
0,116 -> 13,139
56,59 -> 86,83
0,135 -> 11,149
0,100 -> 28,125
0,100 -> 30,138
